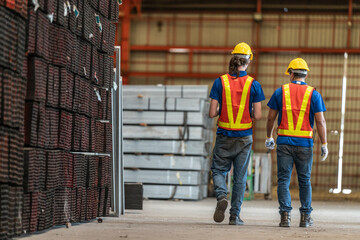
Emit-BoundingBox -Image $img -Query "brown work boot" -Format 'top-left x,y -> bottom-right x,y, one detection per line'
279,212 -> 291,227
299,213 -> 313,227
213,197 -> 228,223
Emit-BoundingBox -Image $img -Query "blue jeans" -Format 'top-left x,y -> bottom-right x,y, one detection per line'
277,144 -> 313,214
211,134 -> 253,216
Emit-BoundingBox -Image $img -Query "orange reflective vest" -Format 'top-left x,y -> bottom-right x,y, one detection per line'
218,74 -> 254,131
278,83 -> 314,138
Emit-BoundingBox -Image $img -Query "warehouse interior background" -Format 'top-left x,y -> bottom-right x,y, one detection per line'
118,0 -> 360,191
0,0 -> 360,239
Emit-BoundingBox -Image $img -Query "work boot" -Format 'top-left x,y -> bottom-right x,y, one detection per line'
229,214 -> 244,225
213,197 -> 228,223
279,212 -> 291,227
299,213 -> 314,228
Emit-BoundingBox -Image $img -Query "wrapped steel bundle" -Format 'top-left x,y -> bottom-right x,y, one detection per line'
73,76 -> 92,116
105,123 -> 112,153
27,9 -> 51,60
0,7 -> 26,73
26,58 -> 48,103
95,53 -> 114,88
100,16 -> 116,54
59,68 -> 74,111
0,0 -> 28,19
8,130 -> 23,186
1,69 -> 26,129
83,1 -> 101,49
0,127 -> 23,186
0,184 -> 9,239
98,0 -> 109,17
49,25 -> 76,69
60,152 -> 74,188
24,101 -> 47,148
0,128 -> 10,183
7,186 -> 23,236
53,188 -> 72,225
44,108 -> 59,149
73,37 -> 92,79
69,0 -> 84,37
58,110 -> 73,150
73,155 -> 87,188
23,150 -> 46,192
46,64 -> 61,108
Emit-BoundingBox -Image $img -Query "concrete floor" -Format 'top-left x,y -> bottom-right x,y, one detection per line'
19,198 -> 360,240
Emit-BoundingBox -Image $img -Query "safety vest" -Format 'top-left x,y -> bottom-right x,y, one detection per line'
218,74 -> 254,131
278,83 -> 314,138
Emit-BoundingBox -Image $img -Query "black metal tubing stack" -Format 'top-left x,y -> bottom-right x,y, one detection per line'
0,1 -> 28,239
20,0 -> 118,235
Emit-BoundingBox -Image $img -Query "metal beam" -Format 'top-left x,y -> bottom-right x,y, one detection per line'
141,3 -> 355,11
347,0 -> 353,48
130,45 -> 360,54
142,185 -> 207,200
127,71 -> 220,78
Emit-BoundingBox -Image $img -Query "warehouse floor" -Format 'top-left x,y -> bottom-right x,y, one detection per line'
18,198 -> 360,240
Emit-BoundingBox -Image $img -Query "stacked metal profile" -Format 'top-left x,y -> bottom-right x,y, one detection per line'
123,85 -> 214,200
0,1 -> 27,239
22,0 -> 117,234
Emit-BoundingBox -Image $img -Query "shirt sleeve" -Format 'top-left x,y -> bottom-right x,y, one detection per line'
251,80 -> 265,103
311,90 -> 327,113
267,88 -> 282,110
209,77 -> 222,101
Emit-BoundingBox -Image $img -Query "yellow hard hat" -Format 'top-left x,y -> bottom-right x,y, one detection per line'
285,58 -> 310,75
232,42 -> 253,60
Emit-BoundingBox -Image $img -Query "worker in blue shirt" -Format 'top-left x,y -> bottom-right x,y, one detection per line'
265,58 -> 328,228
209,42 -> 265,225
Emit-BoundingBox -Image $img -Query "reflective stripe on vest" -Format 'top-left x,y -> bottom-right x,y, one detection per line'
278,83 -> 314,138
218,74 -> 253,130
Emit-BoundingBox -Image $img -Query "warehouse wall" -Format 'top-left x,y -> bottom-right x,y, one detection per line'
125,12 -> 360,191
0,1 -> 27,239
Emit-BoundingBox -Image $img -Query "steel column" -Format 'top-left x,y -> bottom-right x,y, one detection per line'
347,0 -> 353,48
120,3 -> 131,84
112,47 -> 124,216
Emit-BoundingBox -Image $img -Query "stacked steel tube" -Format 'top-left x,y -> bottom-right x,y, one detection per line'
0,1 -> 27,239
123,85 -> 214,200
21,0 -> 117,234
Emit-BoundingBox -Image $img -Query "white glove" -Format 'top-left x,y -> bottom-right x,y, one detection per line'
321,143 -> 328,161
265,137 -> 275,150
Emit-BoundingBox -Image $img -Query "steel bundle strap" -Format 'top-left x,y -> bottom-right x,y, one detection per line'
278,84 -> 314,137
218,74 -> 253,129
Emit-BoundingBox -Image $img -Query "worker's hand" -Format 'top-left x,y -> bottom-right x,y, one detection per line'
321,143 -> 328,161
265,137 -> 275,150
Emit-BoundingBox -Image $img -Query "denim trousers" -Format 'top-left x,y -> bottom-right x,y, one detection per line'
211,134 -> 253,216
277,144 -> 314,214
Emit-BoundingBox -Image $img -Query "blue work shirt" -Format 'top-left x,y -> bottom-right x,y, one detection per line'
209,71 -> 265,137
267,81 -> 327,147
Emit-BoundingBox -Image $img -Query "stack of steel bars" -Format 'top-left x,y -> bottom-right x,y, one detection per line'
123,85 -> 214,200
0,1 -> 27,239
22,0 -> 117,234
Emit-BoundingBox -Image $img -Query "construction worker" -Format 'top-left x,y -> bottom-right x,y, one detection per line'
265,58 -> 328,228
209,42 -> 265,225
